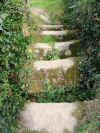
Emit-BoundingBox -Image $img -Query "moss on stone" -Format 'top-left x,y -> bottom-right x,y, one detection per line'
65,58 -> 80,84
69,40 -> 80,56
65,30 -> 77,41
63,129 -> 71,133
72,102 -> 87,121
16,128 -> 48,133
21,129 -> 47,133
26,57 -> 80,94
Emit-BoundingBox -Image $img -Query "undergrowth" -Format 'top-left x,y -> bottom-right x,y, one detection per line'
63,0 -> 100,132
46,48 -> 60,60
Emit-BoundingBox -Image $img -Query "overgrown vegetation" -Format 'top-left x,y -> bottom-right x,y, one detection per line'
46,48 -> 60,60
0,0 -> 29,132
63,0 -> 100,100
0,0 -> 100,132
32,78 -> 96,102
63,0 -> 100,132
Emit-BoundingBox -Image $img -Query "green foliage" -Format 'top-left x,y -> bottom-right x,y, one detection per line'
40,36 -> 55,43
75,100 -> 100,133
31,80 -> 95,103
46,48 -> 60,60
63,0 -> 100,132
76,119 -> 100,133
0,0 -> 29,132
63,0 -> 100,100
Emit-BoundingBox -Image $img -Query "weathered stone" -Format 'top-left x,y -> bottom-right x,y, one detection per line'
34,41 -> 77,58
23,58 -> 79,93
33,58 -> 74,71
55,41 -> 74,51
40,25 -> 64,30
20,103 -> 77,133
34,43 -> 52,56
41,30 -> 68,36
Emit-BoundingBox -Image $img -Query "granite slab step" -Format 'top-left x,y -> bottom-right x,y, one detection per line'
34,41 -> 74,50
34,41 -> 76,58
23,58 -> 79,93
33,58 -> 74,71
20,103 -> 78,133
41,30 -> 68,36
40,25 -> 64,30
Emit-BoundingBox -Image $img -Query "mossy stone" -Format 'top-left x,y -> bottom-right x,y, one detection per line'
69,40 -> 80,56
72,102 -> 87,121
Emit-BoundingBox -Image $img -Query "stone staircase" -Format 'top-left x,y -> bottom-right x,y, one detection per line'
20,9 -> 81,133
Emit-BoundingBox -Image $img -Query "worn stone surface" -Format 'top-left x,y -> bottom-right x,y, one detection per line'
40,25 -> 64,30
41,30 -> 68,36
34,41 -> 76,57
33,58 -> 74,71
34,43 -> 51,51
20,103 -> 77,133
55,41 -> 74,51
34,43 -> 52,57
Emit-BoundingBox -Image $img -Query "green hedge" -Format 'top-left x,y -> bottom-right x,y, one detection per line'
0,0 -> 29,132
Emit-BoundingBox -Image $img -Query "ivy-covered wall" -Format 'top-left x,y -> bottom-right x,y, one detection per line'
0,0 -> 29,132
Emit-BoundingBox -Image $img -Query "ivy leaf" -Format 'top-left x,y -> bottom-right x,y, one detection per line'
0,26 -> 3,31
0,18 -> 3,24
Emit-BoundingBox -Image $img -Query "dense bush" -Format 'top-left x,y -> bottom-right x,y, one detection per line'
0,0 -> 29,132
62,0 -> 100,100
62,0 -> 100,132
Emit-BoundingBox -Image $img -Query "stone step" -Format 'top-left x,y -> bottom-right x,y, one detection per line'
41,30 -> 68,36
41,30 -> 77,41
34,43 -> 52,58
34,58 -> 74,71
23,58 -> 79,93
34,41 -> 78,58
40,24 -> 64,30
20,103 -> 78,133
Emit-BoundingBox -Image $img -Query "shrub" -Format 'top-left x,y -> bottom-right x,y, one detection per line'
0,0 -> 29,132
63,0 -> 100,100
62,0 -> 100,132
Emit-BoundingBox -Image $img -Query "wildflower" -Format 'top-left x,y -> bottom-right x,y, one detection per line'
58,77 -> 65,81
42,71 -> 48,78
69,80 -> 72,84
